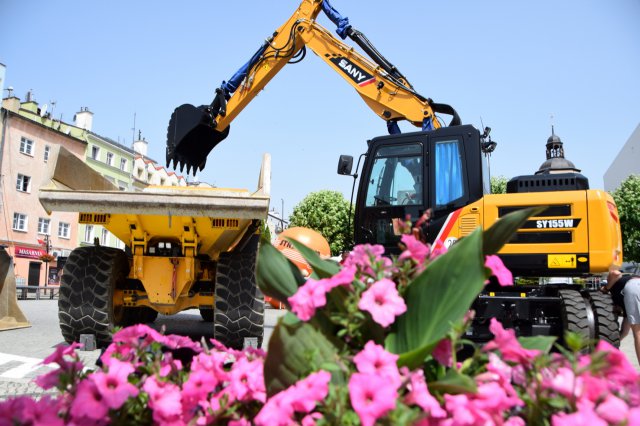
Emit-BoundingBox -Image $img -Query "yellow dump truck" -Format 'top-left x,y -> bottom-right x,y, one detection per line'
39,145 -> 270,348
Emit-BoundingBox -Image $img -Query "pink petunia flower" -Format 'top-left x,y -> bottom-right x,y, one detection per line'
290,371 -> 331,413
143,375 -> 184,424
181,369 -> 219,416
483,318 -> 540,364
551,399 -> 608,426
343,244 -> 390,277
595,394 -> 629,424
254,390 -> 296,426
348,373 -> 398,426
399,234 -> 431,265
404,369 -> 446,418
0,396 -> 64,426
227,356 -> 266,403
353,341 -> 401,386
358,278 -> 407,327
320,265 -> 357,292
543,366 -> 583,399
432,338 -> 453,367
301,412 -> 323,426
91,358 -> 139,410
69,379 -> 109,421
484,255 -> 513,286
288,279 -> 327,321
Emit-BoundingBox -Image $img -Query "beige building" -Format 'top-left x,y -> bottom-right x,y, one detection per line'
0,95 -> 87,286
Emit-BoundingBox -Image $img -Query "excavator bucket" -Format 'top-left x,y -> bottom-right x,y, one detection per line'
166,104 -> 230,174
0,247 -> 30,331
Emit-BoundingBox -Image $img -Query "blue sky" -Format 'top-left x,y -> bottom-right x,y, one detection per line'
2,0 -> 639,218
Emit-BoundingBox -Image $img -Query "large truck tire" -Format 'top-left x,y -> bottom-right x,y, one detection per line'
559,289 -> 592,352
58,246 -> 129,348
214,234 -> 264,349
588,291 -> 621,348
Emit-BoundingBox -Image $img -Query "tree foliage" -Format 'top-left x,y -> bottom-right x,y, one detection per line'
490,175 -> 508,194
289,190 -> 353,256
611,174 -> 640,262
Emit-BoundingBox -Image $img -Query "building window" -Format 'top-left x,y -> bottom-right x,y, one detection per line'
137,168 -> 144,178
118,181 -> 128,191
101,228 -> 109,245
12,213 -> 27,232
44,145 -> 51,162
16,174 -> 31,192
106,152 -> 114,166
19,137 -> 34,156
38,218 -> 51,235
120,158 -> 127,171
160,178 -> 166,186
84,225 -> 94,243
91,146 -> 100,160
58,222 -> 70,239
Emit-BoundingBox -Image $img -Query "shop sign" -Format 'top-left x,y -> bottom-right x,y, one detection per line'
14,246 -> 46,260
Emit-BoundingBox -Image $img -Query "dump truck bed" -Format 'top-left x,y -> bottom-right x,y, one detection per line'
39,146 -> 271,257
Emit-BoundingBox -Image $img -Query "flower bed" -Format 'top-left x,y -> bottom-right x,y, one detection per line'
2,210 -> 639,425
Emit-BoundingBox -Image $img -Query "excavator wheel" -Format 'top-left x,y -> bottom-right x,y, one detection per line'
213,234 -> 264,349
58,246 -> 130,348
587,291 -> 621,348
559,289 -> 592,353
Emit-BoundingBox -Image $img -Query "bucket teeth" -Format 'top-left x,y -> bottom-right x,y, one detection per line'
165,103 -> 231,176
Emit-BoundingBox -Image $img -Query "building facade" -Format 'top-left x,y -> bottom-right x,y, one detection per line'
604,123 -> 640,192
0,95 -> 87,286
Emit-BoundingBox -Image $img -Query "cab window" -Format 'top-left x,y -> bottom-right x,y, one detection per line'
434,138 -> 465,207
365,143 -> 423,207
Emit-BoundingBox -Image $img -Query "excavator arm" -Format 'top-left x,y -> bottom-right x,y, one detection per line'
166,0 -> 460,173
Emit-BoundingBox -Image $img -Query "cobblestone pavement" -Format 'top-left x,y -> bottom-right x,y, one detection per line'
0,300 -> 285,401
1,300 -> 639,401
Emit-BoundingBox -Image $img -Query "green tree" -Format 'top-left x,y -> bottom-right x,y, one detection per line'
611,174 -> 640,262
289,190 -> 353,256
490,175 -> 508,194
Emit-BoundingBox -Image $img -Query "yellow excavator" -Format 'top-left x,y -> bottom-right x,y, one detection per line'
167,0 -> 622,347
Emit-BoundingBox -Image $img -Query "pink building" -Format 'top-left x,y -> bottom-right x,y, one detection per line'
0,96 -> 87,286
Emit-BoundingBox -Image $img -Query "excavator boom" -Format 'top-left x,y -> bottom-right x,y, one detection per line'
166,0 -> 459,173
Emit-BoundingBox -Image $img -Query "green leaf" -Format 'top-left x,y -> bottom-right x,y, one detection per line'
256,243 -> 305,307
519,335 -> 556,354
482,206 -> 546,255
263,313 -> 342,396
286,238 -> 340,279
428,369 -> 477,394
386,229 -> 486,369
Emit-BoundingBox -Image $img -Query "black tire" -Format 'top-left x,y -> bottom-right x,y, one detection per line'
58,246 -> 129,348
200,308 -> 213,322
559,289 -> 593,352
588,291 -> 621,348
214,234 -> 264,349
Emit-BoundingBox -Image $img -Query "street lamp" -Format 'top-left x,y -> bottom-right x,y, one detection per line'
281,198 -> 285,232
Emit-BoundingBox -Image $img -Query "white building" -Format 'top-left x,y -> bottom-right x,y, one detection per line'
604,123 -> 640,192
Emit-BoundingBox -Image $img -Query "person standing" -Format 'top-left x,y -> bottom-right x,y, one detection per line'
602,269 -> 640,365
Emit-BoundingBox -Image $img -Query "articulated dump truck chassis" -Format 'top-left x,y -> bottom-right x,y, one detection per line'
39,146 -> 270,349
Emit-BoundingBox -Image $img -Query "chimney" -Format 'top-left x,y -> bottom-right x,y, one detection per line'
74,107 -> 93,131
132,133 -> 148,156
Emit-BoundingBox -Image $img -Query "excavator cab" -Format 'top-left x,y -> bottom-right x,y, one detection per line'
341,125 -> 487,253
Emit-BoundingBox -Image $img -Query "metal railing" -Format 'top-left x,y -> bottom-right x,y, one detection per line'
15,285 -> 59,300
